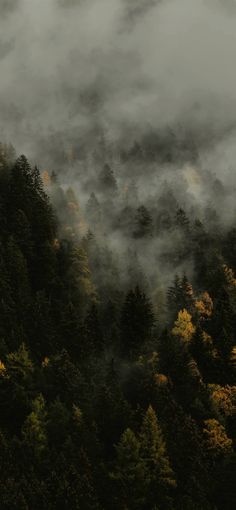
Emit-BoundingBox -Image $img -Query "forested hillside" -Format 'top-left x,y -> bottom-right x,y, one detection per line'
0,142 -> 235,509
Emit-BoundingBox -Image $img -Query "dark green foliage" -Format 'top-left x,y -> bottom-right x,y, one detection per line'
83,303 -> 104,357
99,163 -> 117,193
110,428 -> 147,509
175,207 -> 190,231
134,205 -> 153,238
0,147 -> 235,509
167,274 -> 194,321
120,286 -> 155,357
86,192 -> 101,227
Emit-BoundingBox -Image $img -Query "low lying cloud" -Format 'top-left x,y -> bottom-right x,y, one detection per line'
0,0 -> 235,166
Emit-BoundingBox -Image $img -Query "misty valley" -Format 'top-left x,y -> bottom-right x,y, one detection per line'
0,0 -> 236,509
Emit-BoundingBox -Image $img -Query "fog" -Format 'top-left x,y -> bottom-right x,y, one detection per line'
1,0 -> 236,316
0,1 -> 236,163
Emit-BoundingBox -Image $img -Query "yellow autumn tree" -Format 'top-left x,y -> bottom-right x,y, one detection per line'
230,345 -> 236,369
172,309 -> 196,342
203,419 -> 233,457
195,291 -> 213,320
41,170 -> 51,187
0,360 -> 7,378
223,264 -> 236,287
154,373 -> 169,387
210,384 -> 236,418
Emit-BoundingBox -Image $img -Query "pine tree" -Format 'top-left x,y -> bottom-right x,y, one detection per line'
190,326 -> 216,381
111,428 -> 147,510
139,406 -> 176,509
133,205 -> 153,238
99,164 -> 117,193
86,192 -> 101,227
6,343 -> 33,383
83,303 -> 104,357
93,374 -> 132,459
120,286 -> 154,357
22,394 -> 47,460
47,398 -> 70,446
211,288 -> 235,361
175,207 -> 189,231
158,329 -> 202,408
67,243 -> 97,309
59,300 -> 82,359
167,274 -> 194,321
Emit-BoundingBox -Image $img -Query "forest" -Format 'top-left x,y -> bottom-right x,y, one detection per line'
0,138 -> 235,510
0,1 -> 236,508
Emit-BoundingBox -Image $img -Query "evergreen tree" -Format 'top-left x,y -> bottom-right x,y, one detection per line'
22,394 -> 48,460
86,192 -> 102,227
83,303 -> 104,357
111,428 -> 147,510
139,406 -> 176,509
167,274 -> 194,321
175,207 -> 190,231
99,164 -> 117,193
120,286 -> 155,357
133,205 -> 153,238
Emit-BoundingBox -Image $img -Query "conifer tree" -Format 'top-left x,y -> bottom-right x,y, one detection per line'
22,394 -> 47,460
83,303 -> 104,357
86,192 -> 101,227
120,286 -> 154,357
175,207 -> 189,231
134,205 -> 153,238
111,428 -> 147,510
99,164 -> 117,193
139,405 -> 176,509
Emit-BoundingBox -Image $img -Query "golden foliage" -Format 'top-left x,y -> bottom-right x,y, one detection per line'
195,292 -> 213,320
0,360 -> 7,378
210,384 -> 236,418
223,264 -> 236,287
203,419 -> 233,456
202,331 -> 213,347
41,170 -> 51,187
230,345 -> 236,368
42,357 -> 50,368
73,405 -> 83,425
154,373 -> 169,387
184,281 -> 194,298
172,309 -> 196,342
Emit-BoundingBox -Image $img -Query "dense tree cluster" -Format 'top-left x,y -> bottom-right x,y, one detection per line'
0,143 -> 235,509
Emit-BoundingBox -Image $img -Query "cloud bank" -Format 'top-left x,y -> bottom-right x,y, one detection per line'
0,0 -> 236,166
